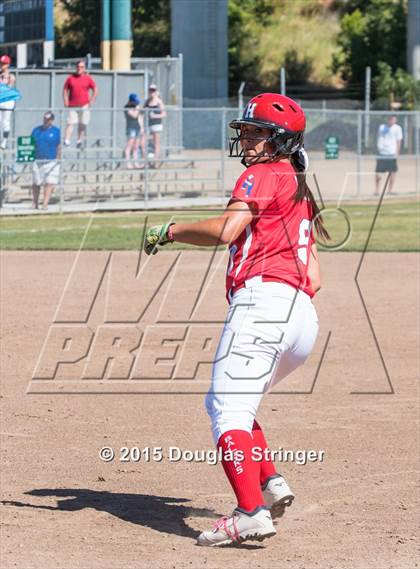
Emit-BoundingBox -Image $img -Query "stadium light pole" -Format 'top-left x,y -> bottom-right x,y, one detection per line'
364,66 -> 371,150
44,0 -> 54,67
407,0 -> 420,79
110,0 -> 132,71
101,0 -> 111,70
238,81 -> 245,113
280,67 -> 286,95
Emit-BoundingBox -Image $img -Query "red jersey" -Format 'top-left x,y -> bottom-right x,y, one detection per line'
226,161 -> 315,301
64,73 -> 96,107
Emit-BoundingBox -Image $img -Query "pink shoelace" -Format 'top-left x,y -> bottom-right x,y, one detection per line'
213,514 -> 240,542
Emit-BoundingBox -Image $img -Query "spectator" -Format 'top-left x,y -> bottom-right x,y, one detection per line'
124,93 -> 145,169
144,84 -> 166,166
0,54 -> 16,150
31,112 -> 61,210
63,60 -> 97,149
375,114 -> 403,196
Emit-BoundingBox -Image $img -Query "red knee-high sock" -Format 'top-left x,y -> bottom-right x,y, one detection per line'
252,420 -> 278,486
217,429 -> 266,513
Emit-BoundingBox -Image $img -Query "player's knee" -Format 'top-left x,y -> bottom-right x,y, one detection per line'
205,391 -> 232,429
213,411 -> 254,444
205,391 -> 255,440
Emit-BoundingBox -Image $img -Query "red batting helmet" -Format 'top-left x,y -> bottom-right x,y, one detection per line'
0,55 -> 11,65
229,93 -> 306,161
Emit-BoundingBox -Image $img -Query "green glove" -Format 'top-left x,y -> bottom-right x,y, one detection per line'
144,222 -> 175,255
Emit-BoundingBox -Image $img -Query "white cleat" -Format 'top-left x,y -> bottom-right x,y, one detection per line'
262,475 -> 295,519
196,508 -> 276,547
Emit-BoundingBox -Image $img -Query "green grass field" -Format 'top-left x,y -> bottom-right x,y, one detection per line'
0,200 -> 419,252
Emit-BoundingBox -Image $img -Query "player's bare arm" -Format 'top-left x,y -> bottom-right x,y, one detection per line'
173,200 -> 252,245
63,87 -> 69,107
156,99 -> 166,118
89,85 -> 98,105
144,200 -> 252,254
127,107 -> 140,119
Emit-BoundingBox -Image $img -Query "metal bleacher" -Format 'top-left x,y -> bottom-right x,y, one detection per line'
0,60 -> 228,209
1,140 -> 224,207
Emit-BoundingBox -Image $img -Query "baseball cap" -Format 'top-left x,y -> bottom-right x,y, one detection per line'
43,111 -> 55,121
149,84 -> 157,91
128,93 -> 140,104
0,55 -> 11,64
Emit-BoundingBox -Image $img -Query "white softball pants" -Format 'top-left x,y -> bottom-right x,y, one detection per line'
0,109 -> 13,133
206,277 -> 319,443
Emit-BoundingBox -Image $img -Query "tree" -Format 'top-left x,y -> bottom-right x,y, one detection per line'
332,0 -> 407,84
132,0 -> 170,57
283,49 -> 313,85
375,61 -> 420,110
228,0 -> 276,90
56,0 -> 170,59
56,0 -> 100,58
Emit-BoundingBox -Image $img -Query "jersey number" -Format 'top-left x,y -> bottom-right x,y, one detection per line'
297,219 -> 310,265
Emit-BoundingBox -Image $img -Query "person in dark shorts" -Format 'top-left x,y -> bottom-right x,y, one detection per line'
124,93 -> 145,169
375,115 -> 403,195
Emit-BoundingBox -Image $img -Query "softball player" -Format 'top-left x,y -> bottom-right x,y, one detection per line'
144,93 -> 329,547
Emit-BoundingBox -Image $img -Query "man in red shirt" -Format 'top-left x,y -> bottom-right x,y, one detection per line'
63,60 -> 97,149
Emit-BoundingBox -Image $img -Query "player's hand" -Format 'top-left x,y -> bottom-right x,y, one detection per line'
144,222 -> 175,255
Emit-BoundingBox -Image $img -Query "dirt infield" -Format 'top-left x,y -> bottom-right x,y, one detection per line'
1,251 -> 419,569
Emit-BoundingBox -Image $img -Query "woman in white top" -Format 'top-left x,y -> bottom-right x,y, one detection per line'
144,84 -> 166,166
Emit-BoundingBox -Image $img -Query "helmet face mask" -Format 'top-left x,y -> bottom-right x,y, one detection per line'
229,126 -> 276,166
229,93 -> 305,166
229,125 -> 304,165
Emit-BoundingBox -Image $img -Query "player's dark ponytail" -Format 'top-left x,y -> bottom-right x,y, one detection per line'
290,150 -> 330,241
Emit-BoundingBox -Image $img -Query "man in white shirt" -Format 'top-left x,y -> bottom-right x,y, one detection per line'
375,115 -> 403,195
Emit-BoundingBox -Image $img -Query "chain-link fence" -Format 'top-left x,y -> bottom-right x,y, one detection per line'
1,107 -> 418,213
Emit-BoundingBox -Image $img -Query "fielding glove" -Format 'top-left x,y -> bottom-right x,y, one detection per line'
144,222 -> 175,255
